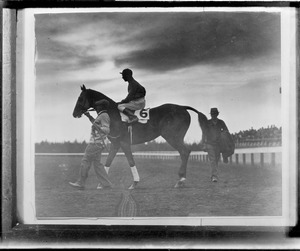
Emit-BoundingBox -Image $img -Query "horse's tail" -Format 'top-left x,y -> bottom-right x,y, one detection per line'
184,106 -> 208,139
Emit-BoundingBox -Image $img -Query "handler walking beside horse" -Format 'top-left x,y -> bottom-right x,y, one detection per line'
69,99 -> 113,190
117,68 -> 146,124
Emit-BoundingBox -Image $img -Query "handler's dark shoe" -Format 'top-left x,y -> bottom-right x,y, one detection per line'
69,181 -> 84,190
211,175 -> 218,182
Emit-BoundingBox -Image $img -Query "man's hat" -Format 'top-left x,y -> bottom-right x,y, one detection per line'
120,68 -> 133,76
210,108 -> 219,115
95,99 -> 109,109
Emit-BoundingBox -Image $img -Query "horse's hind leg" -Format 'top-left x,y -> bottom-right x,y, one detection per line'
161,132 -> 191,187
167,138 -> 191,179
160,111 -> 192,187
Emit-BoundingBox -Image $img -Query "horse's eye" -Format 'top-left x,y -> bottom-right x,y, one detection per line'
78,97 -> 83,102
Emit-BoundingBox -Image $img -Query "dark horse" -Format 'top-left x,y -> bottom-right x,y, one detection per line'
73,85 -> 208,188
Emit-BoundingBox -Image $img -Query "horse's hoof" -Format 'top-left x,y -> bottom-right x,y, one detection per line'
128,181 -> 138,190
174,180 -> 185,188
174,177 -> 186,188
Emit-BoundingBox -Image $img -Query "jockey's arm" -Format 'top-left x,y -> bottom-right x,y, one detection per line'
120,93 -> 133,104
120,82 -> 139,103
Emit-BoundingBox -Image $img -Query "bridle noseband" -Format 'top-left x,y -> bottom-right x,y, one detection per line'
77,94 -> 93,115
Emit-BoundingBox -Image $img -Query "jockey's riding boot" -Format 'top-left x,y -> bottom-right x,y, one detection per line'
123,108 -> 138,124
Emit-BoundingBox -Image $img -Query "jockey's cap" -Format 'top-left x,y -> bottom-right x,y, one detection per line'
210,108 -> 219,115
95,99 -> 109,109
120,68 -> 133,76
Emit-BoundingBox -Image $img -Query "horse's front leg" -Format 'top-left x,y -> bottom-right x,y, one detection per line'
104,140 -> 120,174
120,141 -> 139,189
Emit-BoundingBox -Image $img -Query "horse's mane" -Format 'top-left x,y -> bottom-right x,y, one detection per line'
87,89 -> 117,106
86,89 -> 121,125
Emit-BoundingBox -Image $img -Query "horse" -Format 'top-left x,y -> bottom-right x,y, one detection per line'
72,85 -> 208,189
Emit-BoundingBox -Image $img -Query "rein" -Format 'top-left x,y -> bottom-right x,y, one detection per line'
107,134 -> 120,139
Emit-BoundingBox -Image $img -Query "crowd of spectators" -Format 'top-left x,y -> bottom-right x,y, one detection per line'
232,125 -> 281,147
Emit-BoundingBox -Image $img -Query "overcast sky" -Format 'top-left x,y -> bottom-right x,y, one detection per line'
34,9 -> 281,143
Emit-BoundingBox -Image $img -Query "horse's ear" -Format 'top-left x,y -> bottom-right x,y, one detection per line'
81,84 -> 86,91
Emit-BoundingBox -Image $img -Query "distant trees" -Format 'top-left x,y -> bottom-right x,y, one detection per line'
35,125 -> 282,153
35,140 -> 88,153
35,140 -> 202,153
35,140 -> 175,153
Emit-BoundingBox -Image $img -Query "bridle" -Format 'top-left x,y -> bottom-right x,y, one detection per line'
77,93 -> 93,115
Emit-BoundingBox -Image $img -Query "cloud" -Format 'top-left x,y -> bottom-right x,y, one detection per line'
36,11 -> 280,74
35,14 -> 107,73
114,12 -> 280,72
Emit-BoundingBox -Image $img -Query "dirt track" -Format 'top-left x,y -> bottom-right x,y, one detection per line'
35,155 -> 282,218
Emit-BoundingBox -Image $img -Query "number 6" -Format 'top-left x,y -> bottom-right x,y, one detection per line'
139,109 -> 148,118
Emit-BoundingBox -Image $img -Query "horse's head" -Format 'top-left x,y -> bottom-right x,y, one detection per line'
72,85 -> 91,118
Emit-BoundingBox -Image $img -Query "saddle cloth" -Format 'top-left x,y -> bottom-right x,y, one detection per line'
120,108 -> 150,124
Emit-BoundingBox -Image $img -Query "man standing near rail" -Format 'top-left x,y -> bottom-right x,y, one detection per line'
203,108 -> 230,182
69,99 -> 113,190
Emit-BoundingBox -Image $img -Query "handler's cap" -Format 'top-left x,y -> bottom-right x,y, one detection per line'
210,107 -> 219,115
120,68 -> 133,76
95,99 -> 109,109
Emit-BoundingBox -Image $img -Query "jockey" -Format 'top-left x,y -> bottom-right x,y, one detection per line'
117,68 -> 146,124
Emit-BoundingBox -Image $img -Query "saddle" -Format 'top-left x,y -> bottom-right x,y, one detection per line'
120,108 -> 150,124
